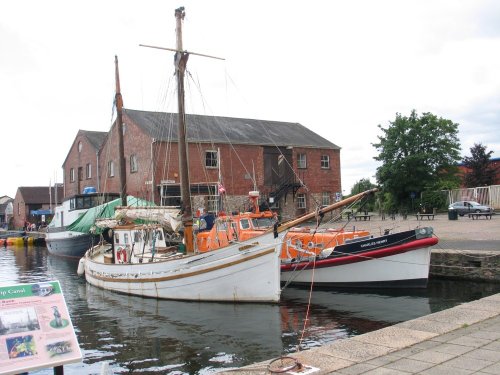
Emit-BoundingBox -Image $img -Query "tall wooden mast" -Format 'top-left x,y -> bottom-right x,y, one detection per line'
115,55 -> 127,207
139,7 -> 224,253
174,7 -> 194,253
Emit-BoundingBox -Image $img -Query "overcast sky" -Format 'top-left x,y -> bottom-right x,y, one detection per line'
2,0 -> 499,199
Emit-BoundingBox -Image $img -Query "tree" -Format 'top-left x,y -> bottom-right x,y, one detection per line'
349,178 -> 377,212
350,178 -> 377,195
373,110 -> 461,210
462,143 -> 496,187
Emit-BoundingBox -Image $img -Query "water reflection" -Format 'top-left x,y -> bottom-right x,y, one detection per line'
1,245 -> 499,374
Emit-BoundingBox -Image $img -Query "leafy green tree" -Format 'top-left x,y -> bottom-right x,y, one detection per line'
349,178 -> 377,212
462,143 -> 497,187
373,110 -> 461,210
349,178 -> 377,195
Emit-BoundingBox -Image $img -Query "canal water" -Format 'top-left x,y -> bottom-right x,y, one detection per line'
2,245 -> 499,374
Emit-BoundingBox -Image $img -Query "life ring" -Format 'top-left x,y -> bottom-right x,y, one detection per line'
116,247 -> 127,263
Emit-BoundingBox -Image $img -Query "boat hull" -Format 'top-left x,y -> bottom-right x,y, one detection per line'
83,239 -> 281,303
46,231 -> 100,258
281,230 -> 437,288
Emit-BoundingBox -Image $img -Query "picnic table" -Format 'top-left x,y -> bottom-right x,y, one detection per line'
354,214 -> 372,221
416,213 -> 435,220
468,212 -> 493,220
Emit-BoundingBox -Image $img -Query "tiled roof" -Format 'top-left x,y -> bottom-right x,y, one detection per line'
123,109 -> 339,149
81,130 -> 107,150
17,186 -> 64,204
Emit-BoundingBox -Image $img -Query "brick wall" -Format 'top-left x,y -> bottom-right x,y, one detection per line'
13,190 -> 27,229
66,113 -> 342,220
63,132 -> 101,197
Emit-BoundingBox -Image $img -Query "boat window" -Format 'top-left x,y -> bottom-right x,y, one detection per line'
124,233 -> 129,244
216,221 -> 228,231
240,219 -> 250,230
251,218 -> 273,229
155,230 -> 163,241
134,231 -> 141,243
83,196 -> 93,209
76,197 -> 84,209
231,222 -> 239,240
114,232 -> 119,244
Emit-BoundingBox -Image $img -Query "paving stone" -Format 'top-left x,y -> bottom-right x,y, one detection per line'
469,329 -> 500,340
422,306 -> 497,326
480,361 -> 500,374
387,346 -> 427,358
444,355 -> 494,371
429,330 -> 466,343
408,348 -> 457,364
432,343 -> 474,356
365,355 -> 400,366
483,340 -> 500,351
336,362 -> 378,375
352,326 -> 435,348
362,367 -> 411,375
384,358 -> 434,372
463,348 -> 500,362
317,339 -> 394,362
461,300 -> 500,313
288,350 -> 354,374
419,364 -> 474,375
396,319 -> 461,335
482,294 -> 500,302
411,340 -> 442,350
447,335 -> 491,348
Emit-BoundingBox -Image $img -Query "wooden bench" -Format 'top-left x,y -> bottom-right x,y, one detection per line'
416,213 -> 435,220
468,212 -> 493,220
354,214 -> 372,221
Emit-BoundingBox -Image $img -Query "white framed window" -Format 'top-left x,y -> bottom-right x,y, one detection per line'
70,168 -> 75,182
207,195 -> 219,212
78,141 -> 82,153
86,163 -> 92,179
108,160 -> 115,177
130,154 -> 138,173
321,155 -> 330,169
322,192 -> 331,206
297,154 -> 307,169
297,193 -> 306,209
205,150 -> 218,168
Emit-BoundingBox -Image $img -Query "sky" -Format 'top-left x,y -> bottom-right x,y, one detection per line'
2,0 -> 500,199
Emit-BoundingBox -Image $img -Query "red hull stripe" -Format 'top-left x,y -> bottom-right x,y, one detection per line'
281,237 -> 438,272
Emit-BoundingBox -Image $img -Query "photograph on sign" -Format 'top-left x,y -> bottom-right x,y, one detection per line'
0,281 -> 82,375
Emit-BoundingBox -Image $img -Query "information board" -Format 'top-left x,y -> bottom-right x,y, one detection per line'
0,281 -> 82,375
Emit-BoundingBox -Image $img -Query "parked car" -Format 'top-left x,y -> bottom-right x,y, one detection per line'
448,201 -> 494,216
